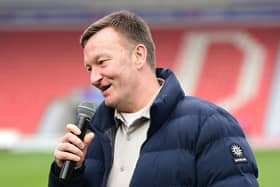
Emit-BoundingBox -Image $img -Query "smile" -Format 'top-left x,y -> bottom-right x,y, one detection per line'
100,84 -> 111,93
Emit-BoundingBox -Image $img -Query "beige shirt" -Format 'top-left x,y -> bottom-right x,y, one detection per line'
107,79 -> 163,187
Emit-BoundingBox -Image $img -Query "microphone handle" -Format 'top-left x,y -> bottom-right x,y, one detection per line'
59,116 -> 90,181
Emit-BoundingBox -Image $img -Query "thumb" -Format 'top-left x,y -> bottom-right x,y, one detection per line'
84,132 -> 94,147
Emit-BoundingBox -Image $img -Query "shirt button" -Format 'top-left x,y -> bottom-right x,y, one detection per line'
120,166 -> 125,172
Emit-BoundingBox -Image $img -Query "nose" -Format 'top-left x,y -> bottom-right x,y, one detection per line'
90,68 -> 103,86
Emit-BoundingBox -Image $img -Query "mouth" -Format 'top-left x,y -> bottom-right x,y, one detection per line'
100,84 -> 111,94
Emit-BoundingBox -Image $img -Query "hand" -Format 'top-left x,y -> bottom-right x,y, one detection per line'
54,124 -> 94,168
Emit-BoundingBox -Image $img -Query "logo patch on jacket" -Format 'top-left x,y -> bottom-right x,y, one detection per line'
230,143 -> 248,163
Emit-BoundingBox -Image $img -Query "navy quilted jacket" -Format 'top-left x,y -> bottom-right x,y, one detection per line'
48,68 -> 259,187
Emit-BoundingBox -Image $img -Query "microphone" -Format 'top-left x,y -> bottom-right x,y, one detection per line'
59,101 -> 97,181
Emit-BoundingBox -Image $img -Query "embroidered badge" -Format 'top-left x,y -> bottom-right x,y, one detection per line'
230,143 -> 248,163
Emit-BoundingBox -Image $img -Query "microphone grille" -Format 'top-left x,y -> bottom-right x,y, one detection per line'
77,101 -> 97,119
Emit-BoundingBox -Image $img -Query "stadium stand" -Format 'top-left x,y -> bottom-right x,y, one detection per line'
1,0 -> 280,150
1,26 -> 280,150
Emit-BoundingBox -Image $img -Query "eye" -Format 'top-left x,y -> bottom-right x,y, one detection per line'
85,65 -> 92,72
97,59 -> 106,65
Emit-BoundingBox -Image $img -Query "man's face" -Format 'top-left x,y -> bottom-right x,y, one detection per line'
83,27 -> 138,110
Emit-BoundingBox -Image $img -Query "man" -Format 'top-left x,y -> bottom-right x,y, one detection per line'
48,10 -> 259,187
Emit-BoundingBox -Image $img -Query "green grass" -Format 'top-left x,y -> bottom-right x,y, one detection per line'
254,149 -> 280,187
0,151 -> 53,187
0,150 -> 279,186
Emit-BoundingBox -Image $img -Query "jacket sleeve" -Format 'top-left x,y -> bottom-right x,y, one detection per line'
195,110 -> 259,187
48,162 -> 85,187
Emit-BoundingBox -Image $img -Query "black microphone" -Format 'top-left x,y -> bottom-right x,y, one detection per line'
59,101 -> 97,181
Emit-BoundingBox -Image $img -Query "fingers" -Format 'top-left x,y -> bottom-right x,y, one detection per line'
54,124 -> 95,167
64,124 -> 94,149
54,142 -> 83,167
66,124 -> 81,135
75,132 -> 94,168
63,130 -> 84,150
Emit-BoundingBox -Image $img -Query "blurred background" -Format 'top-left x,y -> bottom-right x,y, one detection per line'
0,0 -> 280,186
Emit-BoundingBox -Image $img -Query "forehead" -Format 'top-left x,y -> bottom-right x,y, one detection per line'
83,27 -> 122,61
84,27 -> 126,50
83,27 -> 134,63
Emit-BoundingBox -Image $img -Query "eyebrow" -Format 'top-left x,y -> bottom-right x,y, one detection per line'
84,52 -> 110,66
94,52 -> 111,60
84,63 -> 91,68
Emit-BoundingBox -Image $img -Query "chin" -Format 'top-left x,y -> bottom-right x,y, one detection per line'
104,98 -> 116,108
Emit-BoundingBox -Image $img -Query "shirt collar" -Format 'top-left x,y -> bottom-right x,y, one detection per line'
114,78 -> 164,126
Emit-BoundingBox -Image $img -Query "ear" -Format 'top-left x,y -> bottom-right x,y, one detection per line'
132,44 -> 147,69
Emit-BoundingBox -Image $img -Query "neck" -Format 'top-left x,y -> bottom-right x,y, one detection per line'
118,68 -> 160,113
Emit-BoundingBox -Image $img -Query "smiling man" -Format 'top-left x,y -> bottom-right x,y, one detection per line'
48,10 -> 259,187
83,26 -> 160,113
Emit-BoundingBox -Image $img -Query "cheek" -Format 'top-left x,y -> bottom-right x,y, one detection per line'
100,65 -> 117,79
105,55 -> 135,83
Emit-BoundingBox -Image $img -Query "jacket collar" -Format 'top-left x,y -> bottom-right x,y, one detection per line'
148,68 -> 185,137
